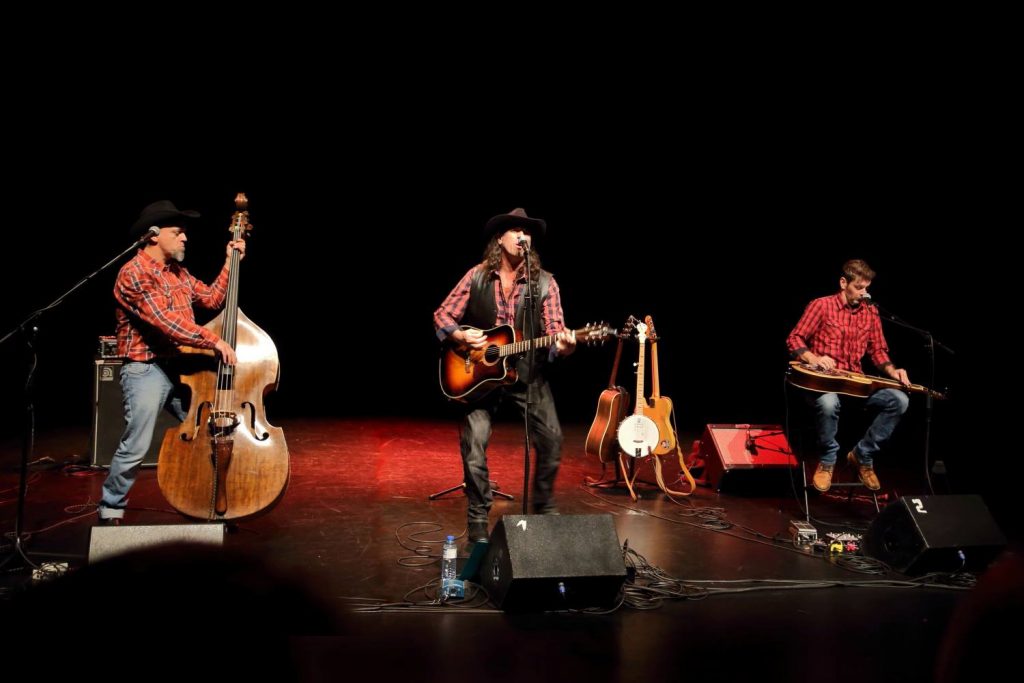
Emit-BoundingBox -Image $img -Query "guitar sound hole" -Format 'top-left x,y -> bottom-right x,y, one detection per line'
484,346 -> 499,363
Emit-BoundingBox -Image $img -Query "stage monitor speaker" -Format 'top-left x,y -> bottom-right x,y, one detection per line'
480,514 -> 627,612
90,359 -> 180,468
88,523 -> 225,563
864,495 -> 1007,575
698,424 -> 798,492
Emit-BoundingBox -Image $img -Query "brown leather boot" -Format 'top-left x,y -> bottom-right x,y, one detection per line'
812,463 -> 834,492
848,450 -> 881,490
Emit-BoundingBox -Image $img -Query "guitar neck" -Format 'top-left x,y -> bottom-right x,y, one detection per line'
872,376 -> 931,396
645,316 -> 662,398
633,339 -> 646,414
498,327 -> 579,358
650,338 -> 661,398
607,338 -> 625,389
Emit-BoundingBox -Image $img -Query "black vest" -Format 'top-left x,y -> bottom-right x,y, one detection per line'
462,267 -> 552,384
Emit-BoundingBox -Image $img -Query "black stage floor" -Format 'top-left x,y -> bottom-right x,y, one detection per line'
0,418 -> 1017,682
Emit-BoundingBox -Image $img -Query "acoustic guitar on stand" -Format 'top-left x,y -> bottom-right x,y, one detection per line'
439,322 -> 615,403
642,315 -> 676,455
585,318 -> 633,464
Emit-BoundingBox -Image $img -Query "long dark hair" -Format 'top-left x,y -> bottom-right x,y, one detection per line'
478,236 -> 542,281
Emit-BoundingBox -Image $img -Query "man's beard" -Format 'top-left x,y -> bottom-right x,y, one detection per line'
172,248 -> 186,263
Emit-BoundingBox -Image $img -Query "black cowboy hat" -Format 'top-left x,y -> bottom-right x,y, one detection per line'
482,207 -> 547,241
130,200 -> 200,237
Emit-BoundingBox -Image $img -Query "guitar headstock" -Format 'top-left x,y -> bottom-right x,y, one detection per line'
644,315 -> 658,342
635,321 -> 648,345
618,316 -> 638,339
576,321 -> 616,345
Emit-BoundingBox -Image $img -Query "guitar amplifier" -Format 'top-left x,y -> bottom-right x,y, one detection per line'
97,335 -> 120,359
698,424 -> 798,493
90,360 -> 179,468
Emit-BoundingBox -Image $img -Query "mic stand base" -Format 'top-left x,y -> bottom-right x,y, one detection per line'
428,480 -> 515,501
0,408 -> 40,573
0,536 -> 37,573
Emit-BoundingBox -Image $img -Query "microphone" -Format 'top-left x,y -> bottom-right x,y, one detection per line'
860,293 -> 876,307
136,226 -> 161,245
517,236 -> 531,251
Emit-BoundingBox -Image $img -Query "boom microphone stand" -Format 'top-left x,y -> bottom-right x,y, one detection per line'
866,295 -> 954,494
0,228 -> 157,571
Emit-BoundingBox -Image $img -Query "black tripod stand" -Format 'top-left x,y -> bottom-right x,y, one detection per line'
0,230 -> 154,572
428,481 -> 515,501
428,416 -> 515,501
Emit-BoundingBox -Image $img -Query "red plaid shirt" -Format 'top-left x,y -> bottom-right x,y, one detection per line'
114,250 -> 229,361
786,293 -> 892,374
434,265 -> 566,339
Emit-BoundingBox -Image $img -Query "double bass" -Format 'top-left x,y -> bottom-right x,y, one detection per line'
158,193 -> 289,520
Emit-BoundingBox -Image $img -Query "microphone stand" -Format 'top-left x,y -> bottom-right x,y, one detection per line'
870,301 -> 955,495
0,235 -> 148,572
520,244 -> 536,515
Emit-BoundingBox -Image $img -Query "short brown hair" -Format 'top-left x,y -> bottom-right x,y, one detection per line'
842,259 -> 876,282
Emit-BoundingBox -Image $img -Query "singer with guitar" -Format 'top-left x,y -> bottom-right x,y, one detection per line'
786,259 -> 909,493
434,208 -> 575,545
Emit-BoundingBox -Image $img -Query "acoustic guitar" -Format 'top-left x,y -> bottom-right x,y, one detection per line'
787,361 -> 947,400
616,321 -> 660,458
439,322 -> 614,403
585,321 -> 631,464
642,315 -> 677,455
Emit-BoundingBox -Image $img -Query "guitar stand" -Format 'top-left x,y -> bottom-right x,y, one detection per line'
614,442 -> 697,502
429,480 -> 514,501
618,452 -> 659,502
585,452 -> 657,495
585,461 -> 634,489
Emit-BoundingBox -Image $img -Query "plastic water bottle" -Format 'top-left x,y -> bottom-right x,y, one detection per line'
441,535 -> 458,599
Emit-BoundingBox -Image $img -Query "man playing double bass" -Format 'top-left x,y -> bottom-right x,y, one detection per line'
98,200 -> 244,525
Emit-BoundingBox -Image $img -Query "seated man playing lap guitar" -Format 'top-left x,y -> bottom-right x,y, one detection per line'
785,259 -> 911,493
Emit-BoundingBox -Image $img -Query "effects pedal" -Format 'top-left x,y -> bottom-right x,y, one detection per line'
789,520 -> 818,547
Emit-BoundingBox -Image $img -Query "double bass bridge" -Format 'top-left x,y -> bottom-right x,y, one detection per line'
208,410 -> 240,438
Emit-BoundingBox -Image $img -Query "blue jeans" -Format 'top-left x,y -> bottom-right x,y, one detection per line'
811,388 -> 909,467
99,361 -> 185,520
460,378 -> 563,523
